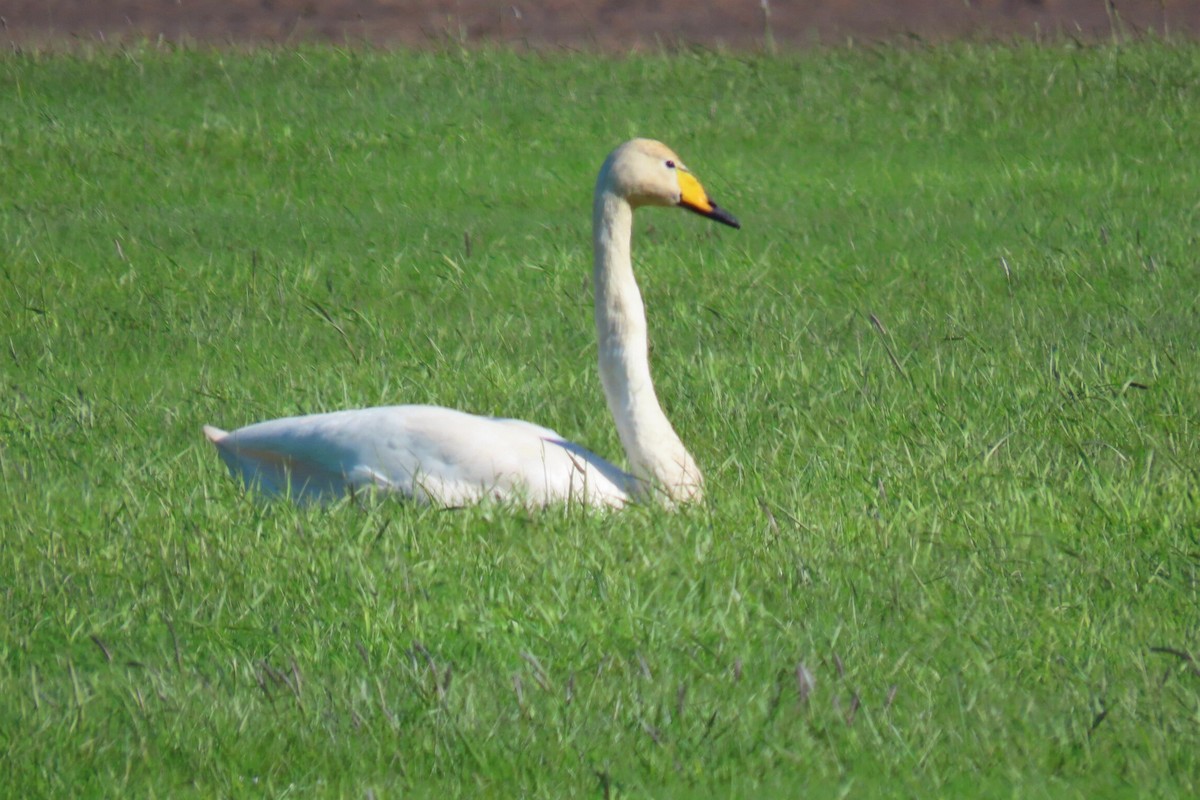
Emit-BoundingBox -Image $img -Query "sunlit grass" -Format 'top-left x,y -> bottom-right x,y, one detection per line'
2,41 -> 1198,796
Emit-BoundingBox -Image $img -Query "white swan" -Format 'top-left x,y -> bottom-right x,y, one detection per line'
204,138 -> 739,507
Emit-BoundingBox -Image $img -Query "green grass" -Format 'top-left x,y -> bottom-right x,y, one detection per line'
2,40 -> 1199,797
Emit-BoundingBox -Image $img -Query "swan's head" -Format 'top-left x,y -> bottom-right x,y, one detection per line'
599,138 -> 740,229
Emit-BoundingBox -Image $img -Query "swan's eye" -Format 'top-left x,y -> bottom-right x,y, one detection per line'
665,160 -> 676,169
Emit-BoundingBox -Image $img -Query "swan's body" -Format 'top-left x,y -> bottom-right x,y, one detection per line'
203,407 -> 634,506
205,139 -> 739,507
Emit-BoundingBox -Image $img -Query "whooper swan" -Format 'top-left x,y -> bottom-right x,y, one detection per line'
203,139 -> 740,507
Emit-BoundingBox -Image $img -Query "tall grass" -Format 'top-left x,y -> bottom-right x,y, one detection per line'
2,41 -> 1198,796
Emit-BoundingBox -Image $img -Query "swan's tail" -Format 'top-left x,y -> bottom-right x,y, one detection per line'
203,425 -> 229,444
201,423 -> 348,502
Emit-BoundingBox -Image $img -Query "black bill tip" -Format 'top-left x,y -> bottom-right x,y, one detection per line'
707,203 -> 741,229
683,200 -> 741,229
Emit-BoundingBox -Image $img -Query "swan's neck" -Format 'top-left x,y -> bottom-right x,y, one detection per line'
593,189 -> 702,502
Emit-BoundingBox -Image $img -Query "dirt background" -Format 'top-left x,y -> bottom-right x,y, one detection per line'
2,1 -> 1197,49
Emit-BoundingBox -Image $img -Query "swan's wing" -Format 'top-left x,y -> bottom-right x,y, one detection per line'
540,437 -> 641,502
486,419 -> 641,499
204,406 -> 634,507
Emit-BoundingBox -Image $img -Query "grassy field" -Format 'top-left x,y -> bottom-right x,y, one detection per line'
2,40 -> 1199,797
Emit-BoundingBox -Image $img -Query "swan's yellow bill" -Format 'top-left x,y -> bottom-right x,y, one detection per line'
677,169 -> 740,229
